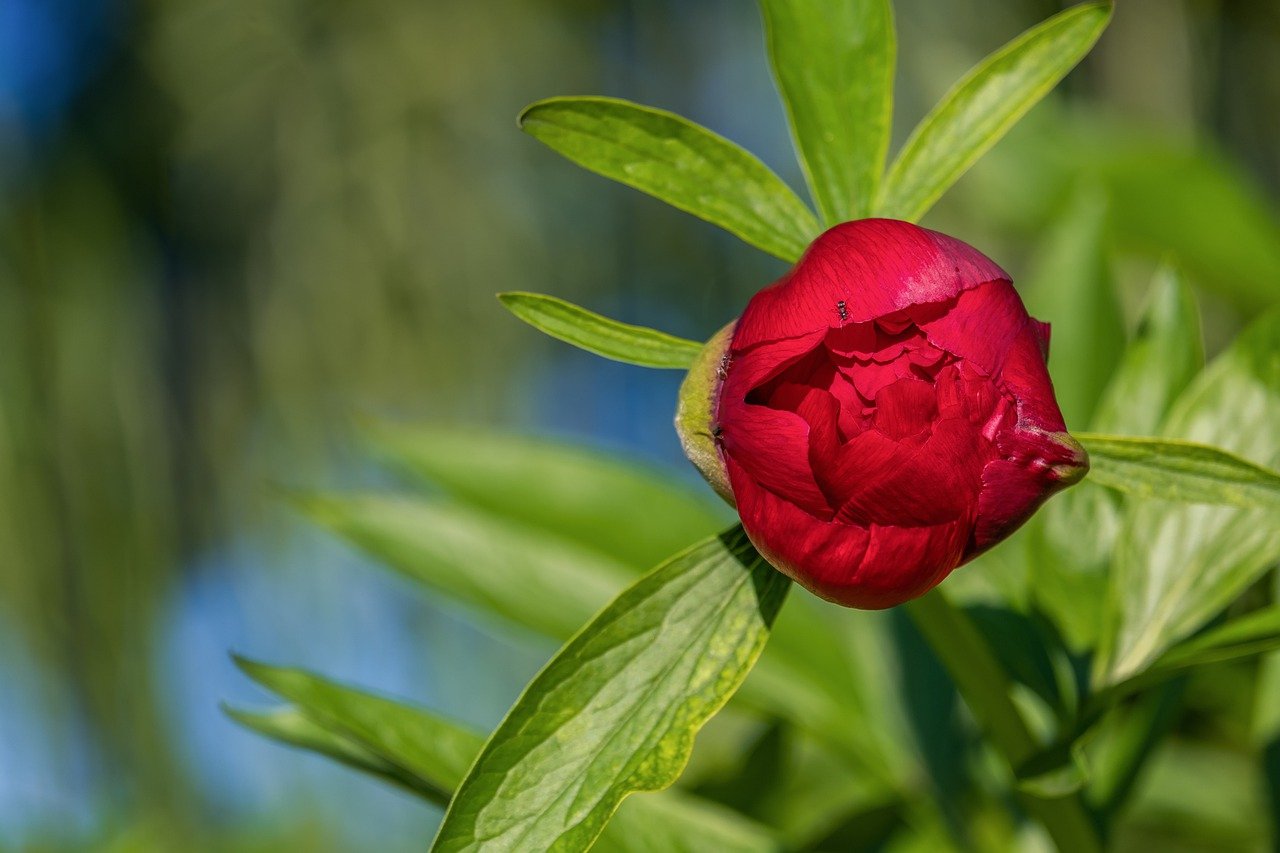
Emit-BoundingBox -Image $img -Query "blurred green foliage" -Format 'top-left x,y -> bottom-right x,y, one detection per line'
4,0 -> 1280,849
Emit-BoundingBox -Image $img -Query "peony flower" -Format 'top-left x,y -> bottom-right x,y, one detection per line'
676,219 -> 1087,609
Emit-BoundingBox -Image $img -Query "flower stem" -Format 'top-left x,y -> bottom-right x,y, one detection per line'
905,589 -> 1102,852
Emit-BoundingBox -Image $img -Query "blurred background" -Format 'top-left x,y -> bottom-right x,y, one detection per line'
2,0 -> 1279,849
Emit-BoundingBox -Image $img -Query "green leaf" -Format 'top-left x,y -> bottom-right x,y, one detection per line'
233,657 -> 482,800
1031,265 -> 1201,651
1137,608 -> 1280,687
1080,434 -> 1280,511
1089,265 -> 1204,437
519,96 -> 819,261
497,292 -> 701,370
361,423 -> 728,571
904,591 -> 1102,852
224,705 -> 434,799
1018,184 -> 1123,429
297,493 -> 634,640
230,661 -> 780,852
431,527 -> 790,852
876,2 -> 1111,222
958,108 -> 1280,309
760,0 -> 894,223
1097,309 -> 1280,684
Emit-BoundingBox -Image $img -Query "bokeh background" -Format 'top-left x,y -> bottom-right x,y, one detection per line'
3,0 -> 1280,848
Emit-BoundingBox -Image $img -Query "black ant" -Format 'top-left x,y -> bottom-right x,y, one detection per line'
836,299 -> 848,322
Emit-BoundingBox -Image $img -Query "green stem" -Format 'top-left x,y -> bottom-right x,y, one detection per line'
905,589 -> 1102,852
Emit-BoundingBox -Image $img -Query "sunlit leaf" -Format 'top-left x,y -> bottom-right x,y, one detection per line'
1096,608 -> 1280,707
229,662 -> 780,852
498,292 -> 701,369
1031,266 -> 1201,651
876,2 -> 1111,222
760,0 -> 894,222
233,657 -> 481,798
431,527 -> 789,852
1097,310 -> 1280,684
224,705 -> 433,799
520,96 -> 819,261
362,423 -> 728,571
1080,434 -> 1280,511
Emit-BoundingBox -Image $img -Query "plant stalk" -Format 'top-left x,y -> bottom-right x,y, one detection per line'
905,589 -> 1102,852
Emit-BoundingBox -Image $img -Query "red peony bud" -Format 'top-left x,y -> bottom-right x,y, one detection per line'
677,219 -> 1087,609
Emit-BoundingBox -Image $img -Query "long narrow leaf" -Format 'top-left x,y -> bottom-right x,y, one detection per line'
1092,608 -> 1280,710
1080,434 -> 1280,511
876,2 -> 1111,222
498,291 -> 701,369
760,0 -> 894,223
519,96 -> 819,261
431,526 -> 790,852
229,663 -> 780,852
224,705 -> 434,799
234,657 -> 481,797
1097,309 -> 1280,684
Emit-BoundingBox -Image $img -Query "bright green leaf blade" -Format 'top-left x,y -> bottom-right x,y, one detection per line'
231,662 -> 781,852
362,424 -> 728,571
519,96 -> 819,261
1089,609 -> 1280,717
297,493 -> 635,639
1080,434 -> 1280,511
223,705 -> 434,800
497,292 -> 701,369
430,526 -> 790,852
760,0 -> 894,223
1098,309 -> 1280,684
1031,264 -> 1202,651
876,2 -> 1111,222
234,657 -> 481,796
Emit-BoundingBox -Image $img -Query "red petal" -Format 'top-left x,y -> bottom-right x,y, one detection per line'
733,219 -> 1010,349
997,326 -> 1069,433
973,428 -> 1088,552
720,330 -> 827,420
849,519 -> 972,606
727,455 -> 871,585
973,459 -> 1047,551
735,455 -> 971,607
830,418 -> 982,526
719,406 -> 832,519
918,279 -> 1030,377
873,377 -> 938,440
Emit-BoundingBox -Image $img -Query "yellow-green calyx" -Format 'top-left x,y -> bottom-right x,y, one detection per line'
674,322 -> 735,507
